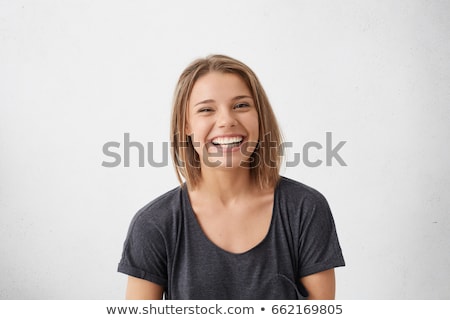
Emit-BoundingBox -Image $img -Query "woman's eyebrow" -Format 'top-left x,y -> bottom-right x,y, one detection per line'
194,99 -> 215,107
231,95 -> 253,101
193,95 -> 253,107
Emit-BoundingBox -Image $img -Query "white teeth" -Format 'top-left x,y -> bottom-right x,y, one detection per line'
211,136 -> 243,145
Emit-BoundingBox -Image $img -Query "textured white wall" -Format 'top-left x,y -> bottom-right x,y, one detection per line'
1,0 -> 449,299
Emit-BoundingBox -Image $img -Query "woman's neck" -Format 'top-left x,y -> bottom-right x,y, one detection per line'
192,167 -> 256,206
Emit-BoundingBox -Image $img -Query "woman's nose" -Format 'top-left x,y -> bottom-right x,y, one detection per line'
217,108 -> 237,128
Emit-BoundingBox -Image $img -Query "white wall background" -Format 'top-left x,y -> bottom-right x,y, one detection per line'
1,0 -> 449,299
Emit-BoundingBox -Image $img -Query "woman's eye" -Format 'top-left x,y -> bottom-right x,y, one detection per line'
234,103 -> 249,109
198,107 -> 213,113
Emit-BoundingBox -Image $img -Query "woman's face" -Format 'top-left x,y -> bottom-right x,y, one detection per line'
186,72 -> 259,170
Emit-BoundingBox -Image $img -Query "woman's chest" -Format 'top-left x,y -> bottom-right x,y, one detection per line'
191,197 -> 274,254
168,215 -> 304,299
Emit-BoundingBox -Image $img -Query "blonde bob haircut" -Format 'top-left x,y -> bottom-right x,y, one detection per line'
170,54 -> 283,189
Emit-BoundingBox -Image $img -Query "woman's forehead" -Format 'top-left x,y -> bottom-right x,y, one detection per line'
189,72 -> 252,106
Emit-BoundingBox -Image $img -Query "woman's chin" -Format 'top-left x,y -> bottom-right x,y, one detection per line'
201,154 -> 250,170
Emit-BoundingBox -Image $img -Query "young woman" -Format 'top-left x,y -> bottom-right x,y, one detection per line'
118,54 -> 345,299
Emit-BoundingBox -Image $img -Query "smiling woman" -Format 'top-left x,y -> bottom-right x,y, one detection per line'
171,55 -> 283,190
186,72 -> 259,172
117,54 -> 345,300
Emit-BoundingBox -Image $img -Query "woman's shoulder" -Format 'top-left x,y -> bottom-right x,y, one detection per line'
130,186 -> 185,230
275,177 -> 336,236
277,176 -> 330,208
276,176 -> 330,212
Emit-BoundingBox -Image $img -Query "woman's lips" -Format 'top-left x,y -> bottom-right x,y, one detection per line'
211,135 -> 243,146
206,135 -> 245,154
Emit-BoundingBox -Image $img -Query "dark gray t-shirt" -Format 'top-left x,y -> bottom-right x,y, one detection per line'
118,176 -> 345,299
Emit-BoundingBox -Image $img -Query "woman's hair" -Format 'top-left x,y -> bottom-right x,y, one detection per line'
170,54 -> 283,189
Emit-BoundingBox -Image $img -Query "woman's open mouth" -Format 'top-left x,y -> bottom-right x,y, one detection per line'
207,136 -> 245,153
211,136 -> 244,148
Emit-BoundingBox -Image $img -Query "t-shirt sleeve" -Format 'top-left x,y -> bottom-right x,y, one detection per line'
297,193 -> 345,278
117,211 -> 168,287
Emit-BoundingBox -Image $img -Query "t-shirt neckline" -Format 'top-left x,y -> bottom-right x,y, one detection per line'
181,180 -> 281,256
